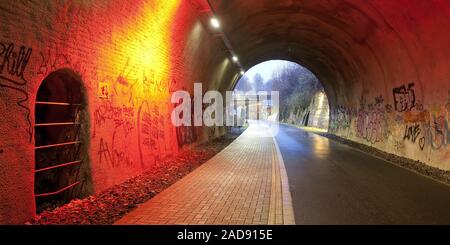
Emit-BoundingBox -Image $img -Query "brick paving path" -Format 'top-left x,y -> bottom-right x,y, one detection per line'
115,122 -> 295,225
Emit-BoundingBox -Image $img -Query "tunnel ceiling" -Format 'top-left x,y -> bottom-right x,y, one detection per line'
209,0 -> 450,107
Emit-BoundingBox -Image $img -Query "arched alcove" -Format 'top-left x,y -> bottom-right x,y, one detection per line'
34,69 -> 92,213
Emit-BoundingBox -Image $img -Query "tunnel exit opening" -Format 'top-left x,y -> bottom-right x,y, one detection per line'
233,60 -> 330,131
34,69 -> 93,213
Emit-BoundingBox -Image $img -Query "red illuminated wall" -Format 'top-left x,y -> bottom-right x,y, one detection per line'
208,0 -> 450,170
0,0 -> 238,224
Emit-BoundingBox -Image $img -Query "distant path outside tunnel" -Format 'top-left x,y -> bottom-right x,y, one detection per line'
115,122 -> 295,225
275,123 -> 450,224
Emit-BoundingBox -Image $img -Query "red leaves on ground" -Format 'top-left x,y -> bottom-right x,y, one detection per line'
26,136 -> 237,225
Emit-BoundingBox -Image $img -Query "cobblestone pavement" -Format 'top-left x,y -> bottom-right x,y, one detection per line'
115,122 -> 294,225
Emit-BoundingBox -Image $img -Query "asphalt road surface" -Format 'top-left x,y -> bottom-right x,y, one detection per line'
274,124 -> 450,224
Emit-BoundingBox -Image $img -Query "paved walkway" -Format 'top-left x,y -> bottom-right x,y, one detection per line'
115,122 -> 295,225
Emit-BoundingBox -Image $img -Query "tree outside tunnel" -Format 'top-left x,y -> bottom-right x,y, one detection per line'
233,60 -> 330,130
34,69 -> 93,213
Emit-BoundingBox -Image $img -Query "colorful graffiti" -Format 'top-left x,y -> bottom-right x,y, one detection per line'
390,82 -> 449,152
356,95 -> 387,144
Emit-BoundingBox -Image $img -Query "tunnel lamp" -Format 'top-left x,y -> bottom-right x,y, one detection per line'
210,17 -> 220,29
240,70 -> 245,75
232,56 -> 238,62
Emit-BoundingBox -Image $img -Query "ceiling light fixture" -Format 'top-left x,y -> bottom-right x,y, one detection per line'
210,17 -> 220,29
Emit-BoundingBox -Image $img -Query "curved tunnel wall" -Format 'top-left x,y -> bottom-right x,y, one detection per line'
211,0 -> 450,171
0,0 -> 448,223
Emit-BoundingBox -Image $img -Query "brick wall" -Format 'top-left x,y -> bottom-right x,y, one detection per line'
0,0 -> 239,224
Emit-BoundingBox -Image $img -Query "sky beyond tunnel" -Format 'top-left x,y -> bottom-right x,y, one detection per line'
244,60 -> 292,83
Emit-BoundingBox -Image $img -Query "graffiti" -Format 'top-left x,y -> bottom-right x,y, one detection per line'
403,124 -> 425,150
356,96 -> 386,144
403,124 -> 421,142
385,104 -> 393,113
144,73 -> 169,93
176,125 -> 197,147
207,126 -> 217,140
330,105 -> 354,131
169,78 -> 178,93
400,111 -> 429,123
394,140 -> 405,151
98,137 -> 133,168
94,58 -> 174,169
174,97 -> 197,147
113,58 -> 138,105
427,113 -> 449,150
415,100 -> 424,111
447,90 -> 450,105
419,137 -> 426,151
0,42 -> 32,84
137,101 -> 167,168
0,42 -> 33,142
37,46 -> 69,75
137,101 -> 148,168
356,109 -> 385,144
113,58 -> 171,106
37,42 -> 88,77
111,130 -> 134,168
141,108 -> 164,149
393,83 -> 415,112
374,95 -> 384,107
98,82 -> 109,98
176,126 -> 197,148
93,101 -> 134,137
94,101 -> 136,168
98,138 -> 112,165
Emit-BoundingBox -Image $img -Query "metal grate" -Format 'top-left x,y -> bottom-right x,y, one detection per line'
34,71 -> 89,213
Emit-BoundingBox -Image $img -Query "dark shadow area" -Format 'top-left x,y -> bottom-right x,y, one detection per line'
233,60 -> 329,129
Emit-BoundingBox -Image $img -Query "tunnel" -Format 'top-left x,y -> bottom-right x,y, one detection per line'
232,60 -> 330,129
0,0 -> 449,224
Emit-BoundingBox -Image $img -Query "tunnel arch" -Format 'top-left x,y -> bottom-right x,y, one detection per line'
34,69 -> 93,212
212,0 -> 449,107
233,60 -> 331,130
209,0 -> 449,170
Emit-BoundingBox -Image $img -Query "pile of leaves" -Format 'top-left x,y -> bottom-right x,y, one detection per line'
26,136 -> 238,225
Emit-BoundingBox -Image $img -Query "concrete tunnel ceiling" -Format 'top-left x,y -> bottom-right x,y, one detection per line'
209,0 -> 450,108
